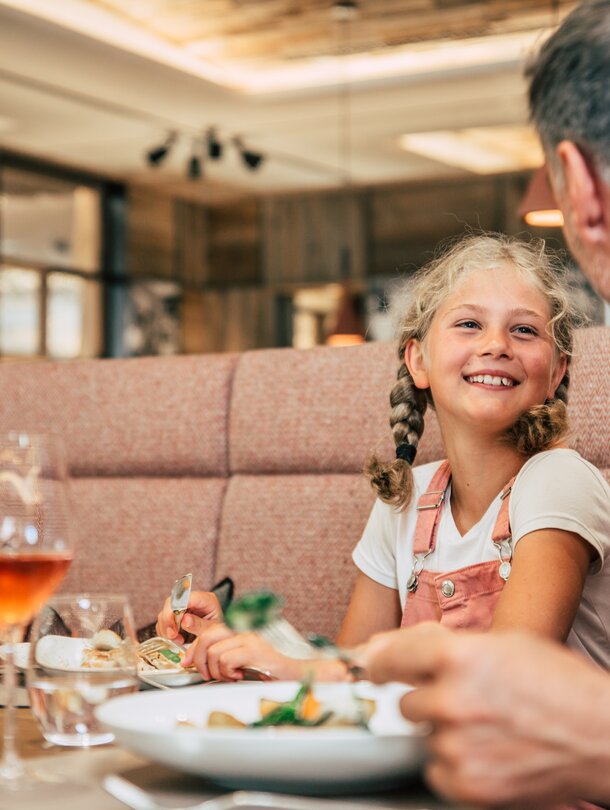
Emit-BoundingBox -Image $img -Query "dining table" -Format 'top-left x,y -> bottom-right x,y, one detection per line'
0,706 -> 459,810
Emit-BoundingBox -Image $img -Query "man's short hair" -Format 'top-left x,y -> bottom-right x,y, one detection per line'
527,0 -> 610,177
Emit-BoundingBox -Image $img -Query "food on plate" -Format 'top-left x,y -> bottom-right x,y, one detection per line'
136,637 -> 198,674
82,632 -> 190,672
138,646 -> 185,672
91,629 -> 122,650
82,629 -> 129,669
204,679 -> 376,730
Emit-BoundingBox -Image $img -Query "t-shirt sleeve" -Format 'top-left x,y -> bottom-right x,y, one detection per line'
510,451 -> 610,573
352,498 -> 399,589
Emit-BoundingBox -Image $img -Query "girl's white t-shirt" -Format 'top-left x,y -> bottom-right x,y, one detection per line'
353,448 -> 610,668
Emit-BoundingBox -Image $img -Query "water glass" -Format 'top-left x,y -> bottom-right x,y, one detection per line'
27,595 -> 139,747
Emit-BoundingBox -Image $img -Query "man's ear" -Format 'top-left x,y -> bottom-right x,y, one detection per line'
556,140 -> 610,247
404,339 -> 430,390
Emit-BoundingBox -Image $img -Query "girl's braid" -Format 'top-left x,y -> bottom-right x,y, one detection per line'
504,364 -> 571,455
366,358 -> 428,509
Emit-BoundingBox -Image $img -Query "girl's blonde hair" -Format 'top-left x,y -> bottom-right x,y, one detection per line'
367,232 -> 584,510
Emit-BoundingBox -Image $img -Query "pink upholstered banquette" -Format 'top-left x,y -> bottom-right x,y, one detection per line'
0,327 -> 607,637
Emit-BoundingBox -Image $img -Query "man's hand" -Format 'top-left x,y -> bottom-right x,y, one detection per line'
366,625 -> 610,808
155,590 -> 223,644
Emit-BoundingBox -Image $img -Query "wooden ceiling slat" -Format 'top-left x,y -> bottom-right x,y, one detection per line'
90,0 -> 576,63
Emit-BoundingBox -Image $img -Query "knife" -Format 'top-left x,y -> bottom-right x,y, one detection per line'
170,572 -> 192,634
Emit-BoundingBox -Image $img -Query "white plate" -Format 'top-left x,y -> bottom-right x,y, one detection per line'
0,642 -> 31,670
35,635 -> 91,670
138,668 -> 203,688
5,636 -> 203,687
96,681 -> 426,793
1,638 -> 94,672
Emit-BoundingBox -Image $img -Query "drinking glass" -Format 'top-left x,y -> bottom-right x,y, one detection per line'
0,433 -> 73,788
27,595 -> 139,747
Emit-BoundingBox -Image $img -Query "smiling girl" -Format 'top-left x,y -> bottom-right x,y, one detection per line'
160,233 -> 610,680
347,233 -> 610,663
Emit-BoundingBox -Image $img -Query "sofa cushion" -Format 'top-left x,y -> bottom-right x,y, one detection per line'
62,477 -> 225,626
229,342 -> 444,475
0,353 -> 238,477
569,327 -> 610,481
215,473 -> 376,640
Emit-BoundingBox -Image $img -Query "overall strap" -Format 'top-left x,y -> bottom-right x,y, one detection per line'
491,477 -> 515,543
412,460 -> 452,555
491,476 -> 516,581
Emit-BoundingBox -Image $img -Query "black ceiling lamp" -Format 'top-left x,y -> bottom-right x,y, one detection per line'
145,129 -> 266,177
233,137 -> 265,170
207,128 -> 223,160
187,139 -> 203,180
146,131 -> 177,166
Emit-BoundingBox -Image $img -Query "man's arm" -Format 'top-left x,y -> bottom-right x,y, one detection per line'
365,625 -> 610,808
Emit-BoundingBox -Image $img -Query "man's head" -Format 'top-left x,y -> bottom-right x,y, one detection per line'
527,0 -> 610,303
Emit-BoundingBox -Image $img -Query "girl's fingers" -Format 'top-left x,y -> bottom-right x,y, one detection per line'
181,612 -> 215,636
182,623 -> 234,672
184,638 -> 210,681
206,634 -> 254,681
156,592 -> 223,641
155,597 -> 176,638
216,647 -> 257,680
186,591 -> 223,621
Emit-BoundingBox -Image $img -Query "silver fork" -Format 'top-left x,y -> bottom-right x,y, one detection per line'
259,619 -> 366,680
225,593 -> 366,680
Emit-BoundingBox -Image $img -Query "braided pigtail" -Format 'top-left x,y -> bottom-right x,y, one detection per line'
504,366 -> 571,455
366,356 -> 429,510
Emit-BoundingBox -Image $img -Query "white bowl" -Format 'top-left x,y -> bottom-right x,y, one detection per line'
96,680 -> 426,794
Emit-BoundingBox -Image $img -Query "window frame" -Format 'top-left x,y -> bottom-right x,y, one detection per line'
0,149 -> 126,359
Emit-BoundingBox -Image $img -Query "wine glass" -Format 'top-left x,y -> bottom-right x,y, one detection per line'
0,433 -> 73,789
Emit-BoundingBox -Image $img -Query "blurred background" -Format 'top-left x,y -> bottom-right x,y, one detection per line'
0,0 -> 605,362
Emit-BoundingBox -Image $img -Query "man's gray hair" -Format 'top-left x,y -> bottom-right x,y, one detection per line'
527,0 -> 610,179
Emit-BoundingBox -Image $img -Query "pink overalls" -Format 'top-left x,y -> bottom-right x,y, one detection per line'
401,462 -> 604,810
401,460 -> 514,630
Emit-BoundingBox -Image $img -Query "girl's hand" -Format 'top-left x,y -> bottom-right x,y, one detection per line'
155,590 -> 223,644
183,630 -> 306,682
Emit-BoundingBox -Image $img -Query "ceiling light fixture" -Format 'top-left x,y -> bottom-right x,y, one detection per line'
233,137 -> 265,171
517,3 -> 564,228
187,155 -> 203,180
187,140 -> 203,180
398,127 -> 544,175
206,128 -> 223,160
326,0 -> 365,348
144,129 -> 267,178
146,131 -> 177,166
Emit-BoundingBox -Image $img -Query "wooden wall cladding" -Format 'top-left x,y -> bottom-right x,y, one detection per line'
128,171 -> 573,355
262,191 -> 366,285
126,187 -> 175,278
205,201 -> 261,285
175,199 -> 210,285
129,172 -> 545,290
368,176 -> 503,276
182,287 -> 274,354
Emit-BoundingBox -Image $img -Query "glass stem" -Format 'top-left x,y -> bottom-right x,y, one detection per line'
0,624 -> 26,782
